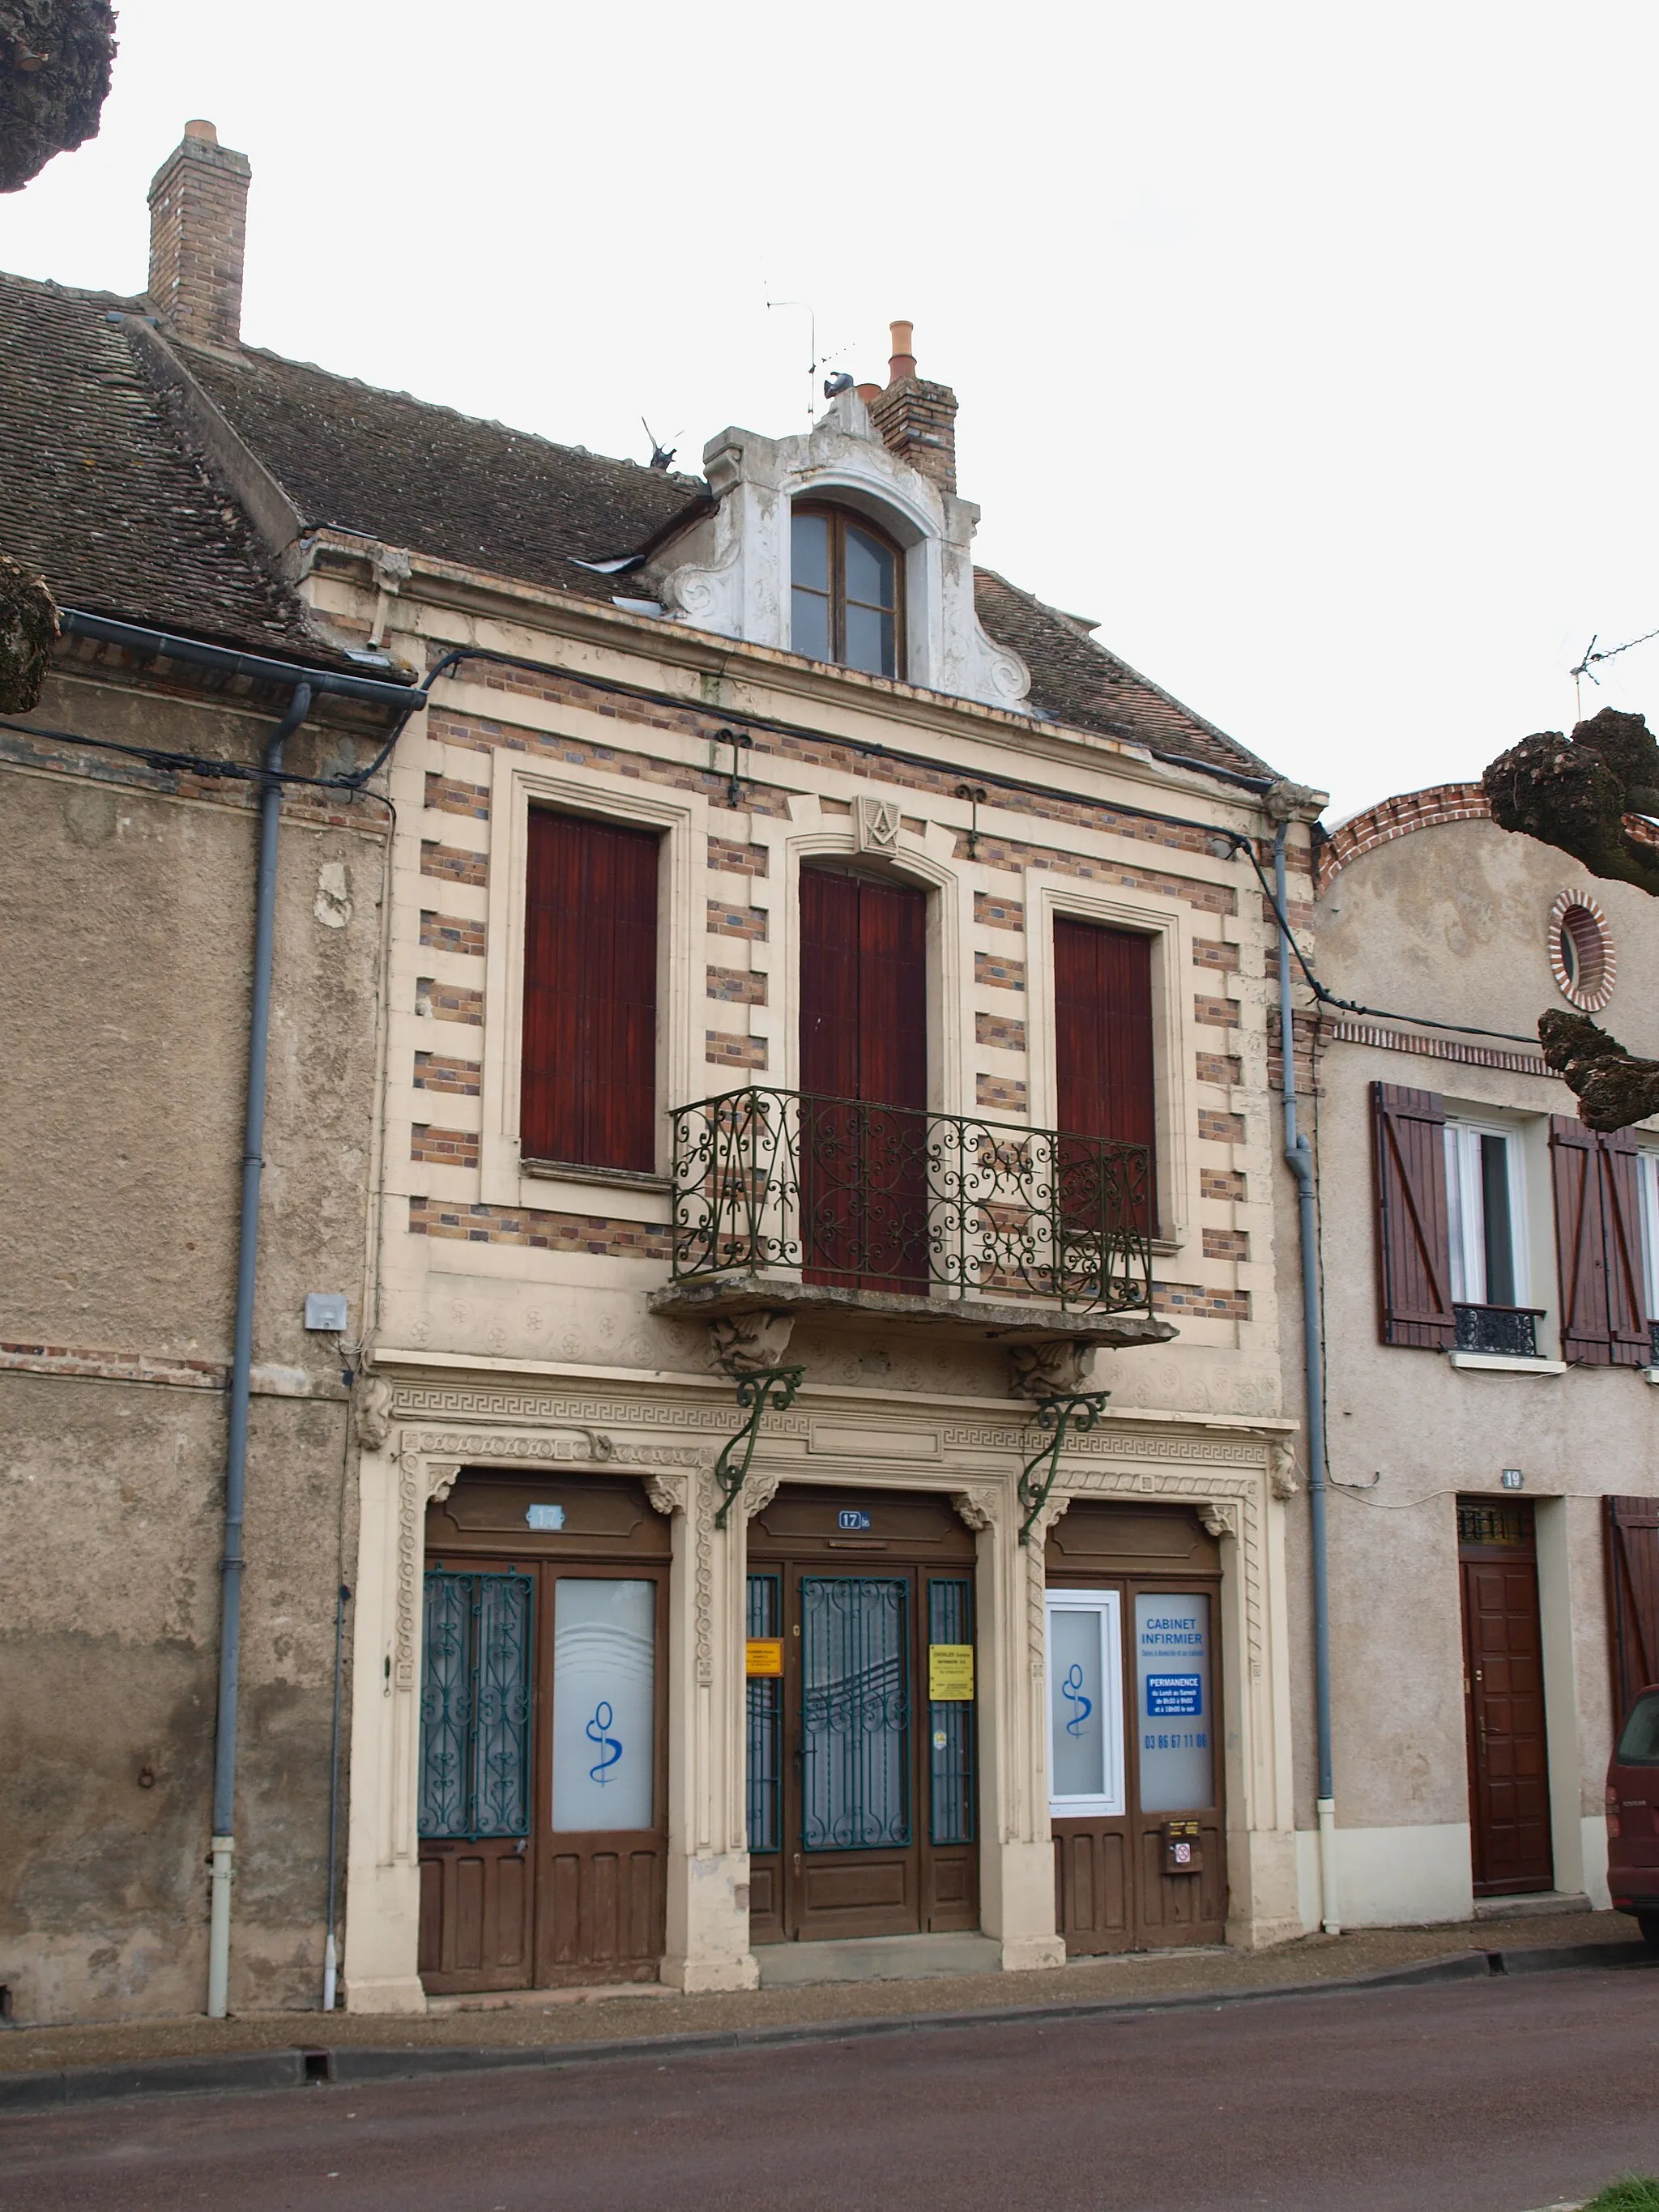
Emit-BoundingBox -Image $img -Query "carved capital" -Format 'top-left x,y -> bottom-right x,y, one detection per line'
1008,1339 -> 1098,1400
1199,1500 -> 1241,1543
426,1461 -> 462,1506
743,1470 -> 783,1521
642,1469 -> 690,1517
706,1311 -> 796,1377
952,1486 -> 999,1532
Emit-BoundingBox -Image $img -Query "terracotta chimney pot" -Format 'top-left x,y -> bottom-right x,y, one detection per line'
887,319 -> 916,385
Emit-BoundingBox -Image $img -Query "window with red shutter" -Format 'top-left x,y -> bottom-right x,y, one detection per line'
1371,1084 -> 1456,1349
1052,918 -> 1156,1236
1550,1117 -> 1648,1368
520,810 -> 659,1174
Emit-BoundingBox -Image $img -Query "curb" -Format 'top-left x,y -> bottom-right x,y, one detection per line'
1,1940 -> 1650,2114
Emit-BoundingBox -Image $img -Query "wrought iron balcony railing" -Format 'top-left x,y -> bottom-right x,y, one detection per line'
668,1086 -> 1154,1318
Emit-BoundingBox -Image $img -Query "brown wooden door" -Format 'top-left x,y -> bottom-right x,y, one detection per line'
1458,1500 -> 1553,1896
1607,1495 -> 1659,1732
1054,917 -> 1156,1236
747,1487 -> 978,1945
799,867 -> 928,1291
419,1476 -> 670,1993
1047,1505 -> 1226,1954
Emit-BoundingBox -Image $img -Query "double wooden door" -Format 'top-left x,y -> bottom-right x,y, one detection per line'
1047,1504 -> 1227,1952
417,1474 -> 670,1993
798,866 -> 928,1291
747,1486 -> 979,1944
1458,1498 -> 1553,1895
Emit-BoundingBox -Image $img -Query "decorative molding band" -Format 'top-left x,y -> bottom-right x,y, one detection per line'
1322,1016 -> 1555,1080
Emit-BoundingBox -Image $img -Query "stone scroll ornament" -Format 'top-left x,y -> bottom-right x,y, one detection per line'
1482,706 -> 1659,1131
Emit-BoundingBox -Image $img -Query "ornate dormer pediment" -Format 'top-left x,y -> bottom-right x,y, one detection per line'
650,386 -> 1029,714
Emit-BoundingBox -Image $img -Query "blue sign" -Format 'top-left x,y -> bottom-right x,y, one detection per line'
838,1509 -> 872,1532
526,1503 -> 565,1530
1060,1661 -> 1094,1737
586,1700 -> 622,1786
1146,1674 -> 1202,1717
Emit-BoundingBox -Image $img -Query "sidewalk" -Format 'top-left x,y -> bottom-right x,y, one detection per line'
0,1906 -> 1641,2081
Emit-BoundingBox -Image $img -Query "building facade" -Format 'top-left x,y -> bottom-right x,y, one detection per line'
1286,786 -> 1659,1929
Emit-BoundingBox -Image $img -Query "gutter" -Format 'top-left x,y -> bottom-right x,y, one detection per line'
53,610 -> 425,2018
1273,816 -> 1340,1935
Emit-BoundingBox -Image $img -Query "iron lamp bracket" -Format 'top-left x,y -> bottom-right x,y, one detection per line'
712,1363 -> 805,1528
1017,1390 -> 1111,1545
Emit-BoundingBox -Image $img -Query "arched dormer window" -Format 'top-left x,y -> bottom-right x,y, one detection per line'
791,503 -> 905,679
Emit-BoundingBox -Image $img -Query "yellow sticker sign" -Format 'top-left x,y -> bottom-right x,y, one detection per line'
745,1639 -> 783,1677
928,1644 -> 975,1701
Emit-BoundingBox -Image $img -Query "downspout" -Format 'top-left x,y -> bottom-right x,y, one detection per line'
208,680 -> 313,2018
1273,820 -> 1340,1936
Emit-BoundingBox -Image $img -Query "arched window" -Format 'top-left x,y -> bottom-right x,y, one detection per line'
790,504 -> 905,679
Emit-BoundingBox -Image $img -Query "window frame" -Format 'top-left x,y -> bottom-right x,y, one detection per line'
1444,1117 -> 1531,1310
1639,1149 -> 1659,1328
790,501 -> 907,680
1045,1587 -> 1127,1821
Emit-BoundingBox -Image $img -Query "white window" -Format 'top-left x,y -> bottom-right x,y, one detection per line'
1444,1120 -> 1529,1308
1046,1589 -> 1125,1818
1638,1150 -> 1659,1326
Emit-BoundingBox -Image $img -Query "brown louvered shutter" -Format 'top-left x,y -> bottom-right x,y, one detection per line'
1599,1129 -> 1650,1367
1054,918 -> 1157,1236
1550,1115 -> 1613,1365
1606,1497 -> 1659,1725
520,810 -> 659,1173
1371,1083 -> 1456,1348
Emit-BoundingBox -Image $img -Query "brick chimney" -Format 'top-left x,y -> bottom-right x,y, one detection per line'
146,121 -> 250,350
867,320 -> 958,497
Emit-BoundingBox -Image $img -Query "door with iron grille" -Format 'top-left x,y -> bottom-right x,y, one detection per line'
747,1485 -> 979,1944
418,1474 -> 670,1993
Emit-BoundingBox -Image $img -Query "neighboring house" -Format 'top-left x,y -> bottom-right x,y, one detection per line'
1288,784 -> 1659,1929
0,141 -> 419,2020
3,119 -> 1324,2022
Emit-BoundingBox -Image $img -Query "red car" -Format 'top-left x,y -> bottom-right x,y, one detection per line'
1607,1686 -> 1659,1947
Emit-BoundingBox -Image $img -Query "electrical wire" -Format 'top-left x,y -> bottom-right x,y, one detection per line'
0,714 -> 395,803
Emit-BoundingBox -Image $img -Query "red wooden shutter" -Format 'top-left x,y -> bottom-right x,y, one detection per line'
1371,1084 -> 1456,1348
1599,1128 -> 1649,1367
1606,1496 -> 1659,1725
1550,1114 -> 1613,1365
1053,918 -> 1156,1156
520,810 -> 659,1173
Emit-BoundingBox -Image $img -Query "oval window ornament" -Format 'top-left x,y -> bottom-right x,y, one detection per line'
1548,889 -> 1616,1012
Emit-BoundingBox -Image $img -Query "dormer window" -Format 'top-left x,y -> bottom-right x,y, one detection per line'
791,504 -> 904,678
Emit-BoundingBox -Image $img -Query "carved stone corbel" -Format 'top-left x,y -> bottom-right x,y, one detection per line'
1008,1339 -> 1099,1400
1200,1500 -> 1242,1543
952,1487 -> 999,1532
352,1374 -> 394,1453
1268,1441 -> 1299,1501
642,1469 -> 691,1517
706,1311 -> 796,1376
742,1469 -> 783,1521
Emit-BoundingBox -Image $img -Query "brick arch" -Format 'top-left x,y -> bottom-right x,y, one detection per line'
1316,783 -> 1491,889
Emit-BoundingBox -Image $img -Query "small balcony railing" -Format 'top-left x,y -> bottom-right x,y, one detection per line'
1453,1303 -> 1543,1359
667,1086 -> 1154,1318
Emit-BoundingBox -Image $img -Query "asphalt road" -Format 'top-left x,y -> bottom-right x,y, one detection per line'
5,1967 -> 1658,2212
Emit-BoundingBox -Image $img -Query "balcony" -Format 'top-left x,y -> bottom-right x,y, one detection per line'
648,1086 -> 1173,1347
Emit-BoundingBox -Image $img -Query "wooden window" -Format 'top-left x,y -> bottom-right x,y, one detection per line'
1053,918 -> 1157,1234
520,809 -> 659,1174
1371,1083 -> 1456,1348
1444,1121 -> 1527,1308
1549,1117 -> 1648,1367
790,505 -> 904,679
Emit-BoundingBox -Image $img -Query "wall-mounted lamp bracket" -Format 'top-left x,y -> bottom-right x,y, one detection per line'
1017,1390 -> 1111,1545
712,1363 -> 805,1528
955,783 -> 988,860
716,727 -> 753,810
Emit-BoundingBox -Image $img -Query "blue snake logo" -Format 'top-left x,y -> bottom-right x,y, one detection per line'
1061,1663 -> 1093,1737
586,1700 -> 622,1786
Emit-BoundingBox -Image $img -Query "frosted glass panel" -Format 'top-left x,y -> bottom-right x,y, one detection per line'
1047,1590 -> 1124,1816
1135,1592 -> 1213,1812
552,1579 -> 655,1832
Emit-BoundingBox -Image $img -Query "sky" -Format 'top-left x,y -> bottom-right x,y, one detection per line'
4,1 -> 1657,820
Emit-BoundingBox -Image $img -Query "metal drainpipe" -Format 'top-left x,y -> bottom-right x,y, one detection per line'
1273,820 -> 1341,1936
207,680 -> 313,2018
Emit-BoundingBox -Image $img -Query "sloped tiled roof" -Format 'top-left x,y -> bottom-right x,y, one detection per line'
0,273 -> 333,658
179,340 -> 711,603
971,571 -> 1274,782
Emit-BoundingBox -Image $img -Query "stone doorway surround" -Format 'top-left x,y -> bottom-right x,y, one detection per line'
340,1362 -> 1302,2014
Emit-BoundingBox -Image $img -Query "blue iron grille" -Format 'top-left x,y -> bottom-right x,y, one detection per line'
800,1577 -> 911,1852
745,1572 -> 782,1855
928,1577 -> 975,1846
419,1566 -> 534,1840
